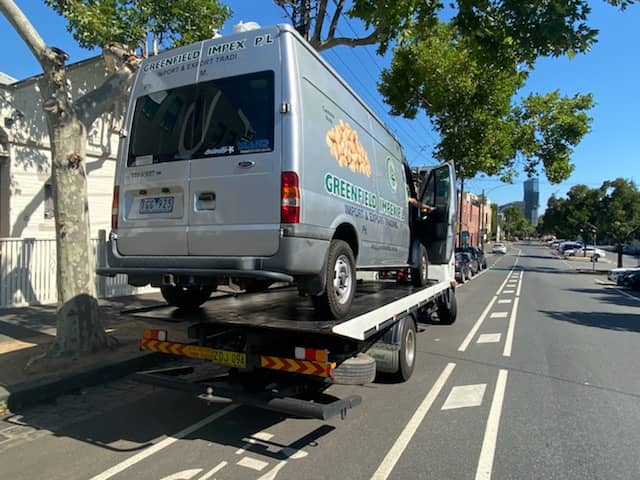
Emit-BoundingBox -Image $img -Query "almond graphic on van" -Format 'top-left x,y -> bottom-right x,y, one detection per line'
326,120 -> 371,177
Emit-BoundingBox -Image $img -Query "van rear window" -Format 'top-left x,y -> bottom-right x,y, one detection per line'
127,71 -> 274,166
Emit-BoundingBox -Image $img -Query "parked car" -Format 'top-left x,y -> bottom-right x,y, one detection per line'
455,252 -> 472,283
558,241 -> 583,255
628,272 -> 640,291
492,242 -> 507,254
619,269 -> 640,287
574,247 -> 607,259
456,246 -> 487,270
607,267 -> 640,284
459,251 -> 479,275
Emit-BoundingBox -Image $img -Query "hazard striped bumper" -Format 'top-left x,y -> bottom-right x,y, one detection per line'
261,355 -> 335,378
139,339 -> 246,368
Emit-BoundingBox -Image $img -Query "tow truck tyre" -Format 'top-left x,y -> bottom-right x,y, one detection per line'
333,353 -> 377,385
160,285 -> 214,310
437,288 -> 458,325
312,240 -> 356,319
393,317 -> 417,382
411,244 -> 429,288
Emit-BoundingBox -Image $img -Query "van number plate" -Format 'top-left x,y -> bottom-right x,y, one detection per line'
139,197 -> 174,214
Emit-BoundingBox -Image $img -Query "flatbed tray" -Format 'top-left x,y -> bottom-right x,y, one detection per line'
127,280 -> 450,341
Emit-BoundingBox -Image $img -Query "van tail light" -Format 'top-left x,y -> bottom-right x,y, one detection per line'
111,185 -> 120,230
281,171 -> 300,224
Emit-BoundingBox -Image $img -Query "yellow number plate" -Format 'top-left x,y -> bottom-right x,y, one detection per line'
184,345 -> 247,368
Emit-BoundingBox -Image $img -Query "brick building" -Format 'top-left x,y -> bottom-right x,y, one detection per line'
457,191 -> 492,247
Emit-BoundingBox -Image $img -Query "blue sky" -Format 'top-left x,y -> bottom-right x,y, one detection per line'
1,0 -> 638,212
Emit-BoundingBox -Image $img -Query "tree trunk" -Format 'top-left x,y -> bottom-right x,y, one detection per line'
617,243 -> 624,268
48,115 -> 113,354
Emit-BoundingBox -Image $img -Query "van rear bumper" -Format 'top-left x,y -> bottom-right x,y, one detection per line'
96,237 -> 328,285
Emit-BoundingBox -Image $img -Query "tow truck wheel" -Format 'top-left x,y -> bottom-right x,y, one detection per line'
437,288 -> 457,325
393,317 -> 417,382
411,245 -> 429,287
312,240 -> 356,319
161,285 -> 214,310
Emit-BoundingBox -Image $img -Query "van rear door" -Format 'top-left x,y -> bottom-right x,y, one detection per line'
187,33 -> 281,257
117,45 -> 202,256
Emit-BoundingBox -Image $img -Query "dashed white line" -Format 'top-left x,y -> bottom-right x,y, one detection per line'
371,363 -> 456,480
477,333 -> 502,344
475,370 -> 509,480
459,296 -> 498,352
489,312 -> 508,319
89,404 -> 238,480
237,457 -> 269,471
502,289 -> 515,294
441,384 -> 487,410
497,299 -> 512,304
503,297 -> 520,357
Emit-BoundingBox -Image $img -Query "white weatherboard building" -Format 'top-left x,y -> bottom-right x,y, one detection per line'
0,56 -> 121,239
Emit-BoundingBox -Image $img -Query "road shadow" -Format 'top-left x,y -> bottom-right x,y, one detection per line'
541,310 -> 640,333
564,287 -> 640,309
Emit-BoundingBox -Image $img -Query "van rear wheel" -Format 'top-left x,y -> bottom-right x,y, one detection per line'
311,240 -> 356,319
161,285 -> 214,310
411,244 -> 429,287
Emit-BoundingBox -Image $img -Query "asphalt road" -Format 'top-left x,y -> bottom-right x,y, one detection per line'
2,242 -> 640,480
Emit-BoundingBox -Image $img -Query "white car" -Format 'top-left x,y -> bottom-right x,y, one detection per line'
608,267 -> 640,283
575,247 -> 606,258
492,242 -> 507,254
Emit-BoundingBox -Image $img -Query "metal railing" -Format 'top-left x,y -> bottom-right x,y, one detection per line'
0,231 -> 155,308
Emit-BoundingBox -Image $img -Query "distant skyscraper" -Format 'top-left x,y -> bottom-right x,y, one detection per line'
523,178 -> 539,226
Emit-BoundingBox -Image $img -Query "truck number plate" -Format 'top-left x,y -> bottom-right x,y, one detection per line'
139,196 -> 174,214
206,348 -> 246,368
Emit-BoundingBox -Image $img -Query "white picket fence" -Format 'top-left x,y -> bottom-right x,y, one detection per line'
0,231 -> 155,308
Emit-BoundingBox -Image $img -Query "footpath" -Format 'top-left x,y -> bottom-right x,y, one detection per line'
0,292 -> 196,413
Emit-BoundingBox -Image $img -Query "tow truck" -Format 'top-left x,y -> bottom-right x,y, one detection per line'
130,263 -> 457,421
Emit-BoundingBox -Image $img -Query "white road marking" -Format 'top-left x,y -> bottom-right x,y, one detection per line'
502,289 -> 515,294
159,469 -> 202,480
459,296 -> 497,352
371,363 -> 456,480
200,462 -> 228,480
489,312 -> 508,319
503,297 -> 520,357
258,460 -> 287,480
516,271 -> 524,297
88,404 -> 238,480
497,299 -> 512,304
477,333 -> 502,344
238,457 -> 269,471
441,384 -> 487,410
475,370 -> 509,480
614,288 -> 640,303
235,431 -> 275,454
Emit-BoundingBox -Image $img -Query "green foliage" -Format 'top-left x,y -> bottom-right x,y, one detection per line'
44,0 -> 231,51
501,205 -> 533,239
539,179 -> 640,243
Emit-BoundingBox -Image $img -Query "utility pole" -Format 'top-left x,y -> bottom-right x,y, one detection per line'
458,177 -> 465,247
480,189 -> 485,250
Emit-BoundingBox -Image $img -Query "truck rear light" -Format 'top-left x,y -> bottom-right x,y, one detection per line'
295,347 -> 329,363
111,185 -> 120,230
281,171 -> 300,224
143,328 -> 167,341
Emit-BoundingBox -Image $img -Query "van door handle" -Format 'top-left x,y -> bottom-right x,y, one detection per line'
238,161 -> 255,168
198,192 -> 216,202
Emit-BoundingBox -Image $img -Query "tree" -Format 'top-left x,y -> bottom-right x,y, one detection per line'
538,179 -> 640,266
0,0 -> 230,357
501,206 -> 532,240
277,1 -> 634,183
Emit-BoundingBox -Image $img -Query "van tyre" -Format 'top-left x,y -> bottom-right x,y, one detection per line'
411,244 -> 429,288
393,318 -> 417,382
161,285 -> 214,311
333,353 -> 377,385
312,240 -> 356,319
437,288 -> 457,325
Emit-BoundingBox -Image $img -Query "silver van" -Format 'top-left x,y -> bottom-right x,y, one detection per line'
99,24 -> 456,318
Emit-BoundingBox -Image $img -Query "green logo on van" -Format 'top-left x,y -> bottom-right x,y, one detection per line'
386,157 -> 397,192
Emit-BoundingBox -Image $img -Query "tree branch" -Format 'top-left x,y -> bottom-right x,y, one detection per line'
75,46 -> 139,129
327,0 -> 344,41
311,0 -> 329,45
0,0 -> 49,66
318,29 -> 379,51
